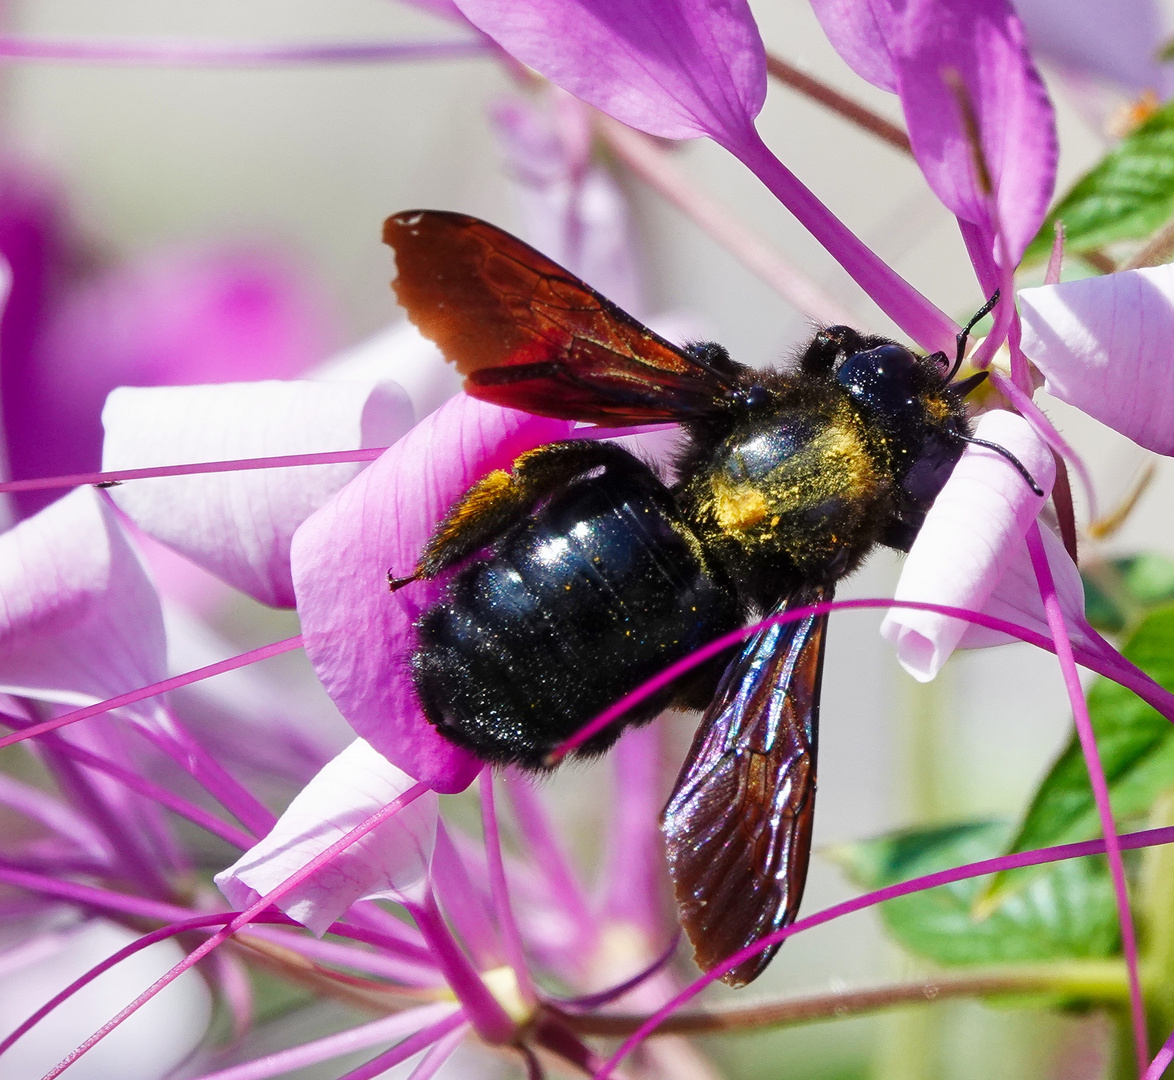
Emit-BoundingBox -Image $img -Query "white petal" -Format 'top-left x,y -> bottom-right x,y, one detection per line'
0,487 -> 166,724
958,520 -> 1092,650
315,321 -> 462,420
102,379 -> 413,607
216,739 -> 438,936
1020,265 -> 1174,454
881,410 -> 1054,680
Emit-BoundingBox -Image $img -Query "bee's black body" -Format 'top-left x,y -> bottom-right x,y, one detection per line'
410,327 -> 972,767
413,453 -> 740,765
383,209 -> 994,987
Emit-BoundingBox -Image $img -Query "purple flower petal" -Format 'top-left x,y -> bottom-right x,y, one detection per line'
1019,266 -> 1174,455
452,0 -> 766,146
290,393 -> 573,793
102,379 -> 413,608
808,1 -> 896,92
216,739 -> 439,936
1014,0 -> 1170,95
881,410 -> 1055,680
878,0 -> 1058,269
0,488 -> 167,724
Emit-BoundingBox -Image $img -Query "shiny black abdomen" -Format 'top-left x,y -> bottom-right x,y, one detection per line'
413,461 -> 740,768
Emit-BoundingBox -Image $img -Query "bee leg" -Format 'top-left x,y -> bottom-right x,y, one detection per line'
413,439 -> 650,579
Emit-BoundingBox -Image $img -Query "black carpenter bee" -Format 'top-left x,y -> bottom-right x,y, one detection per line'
383,210 -> 1033,986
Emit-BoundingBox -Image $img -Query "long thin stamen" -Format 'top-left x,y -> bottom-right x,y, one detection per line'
547,596 -> 1174,764
593,822 -> 1174,1079
0,635 -> 303,751
0,36 -> 488,66
0,447 -> 386,496
43,785 -> 429,1079
1027,522 -> 1148,1077
0,710 -> 255,848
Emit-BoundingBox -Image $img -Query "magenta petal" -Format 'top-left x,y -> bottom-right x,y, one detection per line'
290,394 -> 573,793
881,410 -> 1054,680
216,739 -> 439,936
10,242 -> 334,518
0,488 -> 166,723
883,0 -> 1057,266
808,0 -> 896,92
102,379 -> 414,607
1020,267 -> 1174,455
452,0 -> 766,146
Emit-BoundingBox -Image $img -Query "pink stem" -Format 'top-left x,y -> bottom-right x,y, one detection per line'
1027,521 -> 1148,1076
732,128 -> 958,353
503,772 -> 598,954
0,447 -> 387,495
550,597 -> 1174,762
988,370 -> 1099,521
0,635 -> 304,751
407,892 -> 514,1043
189,1004 -> 459,1080
335,1014 -> 467,1080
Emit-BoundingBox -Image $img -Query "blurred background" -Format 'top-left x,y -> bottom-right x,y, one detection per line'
2,1 -> 1172,1077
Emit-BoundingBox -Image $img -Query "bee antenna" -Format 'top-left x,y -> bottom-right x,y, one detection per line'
951,433 -> 1045,496
948,289 -> 1001,381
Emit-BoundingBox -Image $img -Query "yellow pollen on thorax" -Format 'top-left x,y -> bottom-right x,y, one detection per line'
711,484 -> 769,531
923,395 -> 951,423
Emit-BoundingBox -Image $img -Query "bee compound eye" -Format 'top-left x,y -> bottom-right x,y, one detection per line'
836,345 -> 920,418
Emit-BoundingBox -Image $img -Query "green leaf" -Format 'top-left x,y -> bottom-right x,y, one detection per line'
1082,555 -> 1174,633
1023,100 -> 1174,264
989,606 -> 1174,902
833,821 -> 1120,966
1119,554 -> 1174,607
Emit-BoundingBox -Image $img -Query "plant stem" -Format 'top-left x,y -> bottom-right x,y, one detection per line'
1123,217 -> 1174,270
1140,791 -> 1174,1056
764,52 -> 912,156
594,115 -> 857,326
557,962 -> 1130,1037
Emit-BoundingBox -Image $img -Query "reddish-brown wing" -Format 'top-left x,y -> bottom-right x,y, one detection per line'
662,585 -> 829,987
383,210 -> 736,424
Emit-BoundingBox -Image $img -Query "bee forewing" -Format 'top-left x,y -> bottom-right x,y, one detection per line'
661,585 -> 829,986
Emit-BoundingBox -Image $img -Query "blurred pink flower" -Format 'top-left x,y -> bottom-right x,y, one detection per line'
0,162 -> 335,519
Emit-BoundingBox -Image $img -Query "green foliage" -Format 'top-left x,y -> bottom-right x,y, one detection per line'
1082,555 -> 1174,633
1024,101 -> 1174,264
833,821 -> 1119,967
